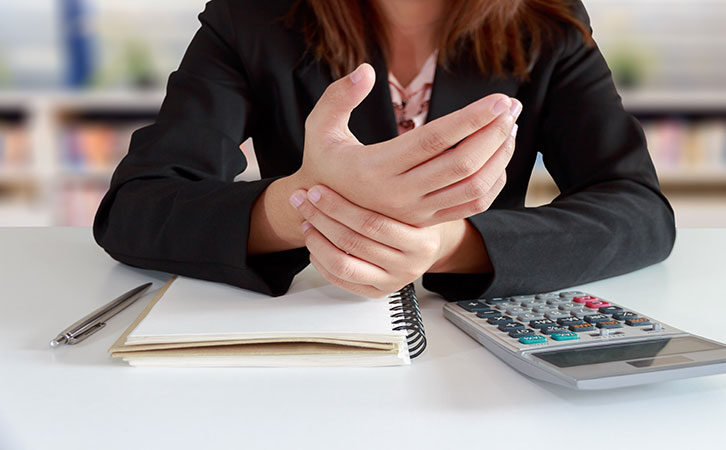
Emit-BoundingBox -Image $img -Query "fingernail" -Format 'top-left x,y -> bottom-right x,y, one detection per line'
511,124 -> 518,138
492,98 -> 512,116
289,192 -> 304,208
308,187 -> 321,203
350,65 -> 364,84
509,100 -> 522,118
301,221 -> 312,233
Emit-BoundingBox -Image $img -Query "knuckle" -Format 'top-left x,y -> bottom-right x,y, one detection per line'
361,213 -> 387,236
331,256 -> 356,280
491,122 -> 511,143
470,197 -> 492,215
419,129 -> 449,154
338,231 -> 362,255
452,155 -> 479,178
465,174 -> 493,199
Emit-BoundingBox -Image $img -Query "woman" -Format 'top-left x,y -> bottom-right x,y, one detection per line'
93,0 -> 675,299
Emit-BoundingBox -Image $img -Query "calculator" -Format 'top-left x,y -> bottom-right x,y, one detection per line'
443,291 -> 726,390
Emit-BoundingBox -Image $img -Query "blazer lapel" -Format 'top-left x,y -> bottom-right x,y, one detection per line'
292,47 -> 398,146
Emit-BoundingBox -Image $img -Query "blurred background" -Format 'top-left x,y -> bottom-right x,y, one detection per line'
0,0 -> 724,227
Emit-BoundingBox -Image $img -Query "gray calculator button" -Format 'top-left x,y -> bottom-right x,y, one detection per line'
496,303 -> 511,311
546,300 -> 571,306
570,308 -> 599,318
517,313 -> 545,322
530,298 -> 548,304
532,306 -> 554,313
506,307 -> 529,315
545,311 -> 571,320
558,302 -> 579,311
559,291 -> 585,298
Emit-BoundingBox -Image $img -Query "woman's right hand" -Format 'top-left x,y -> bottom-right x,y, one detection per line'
292,63 -> 521,227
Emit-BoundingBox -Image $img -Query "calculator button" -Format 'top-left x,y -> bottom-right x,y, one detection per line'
536,293 -> 559,300
557,302 -> 580,311
485,298 -> 508,305
545,311 -> 571,320
509,328 -> 536,338
572,295 -> 597,303
584,314 -> 612,323
569,323 -> 596,332
560,291 -> 586,298
598,305 -> 624,315
570,308 -> 599,318
530,319 -> 558,329
498,322 -> 526,332
476,310 -> 502,319
586,300 -> 611,309
506,307 -> 529,316
541,326 -> 570,335
557,316 -> 585,326
546,298 -> 572,305
519,300 -> 535,307
487,316 -> 513,325
519,335 -> 547,345
626,317 -> 652,327
612,311 -> 639,320
551,332 -> 579,341
457,301 -> 492,312
517,313 -> 544,323
597,320 -> 624,329
496,303 -> 511,311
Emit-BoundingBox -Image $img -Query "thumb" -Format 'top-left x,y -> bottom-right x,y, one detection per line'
306,63 -> 376,138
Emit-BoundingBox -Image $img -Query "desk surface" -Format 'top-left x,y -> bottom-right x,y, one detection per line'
1,227 -> 725,450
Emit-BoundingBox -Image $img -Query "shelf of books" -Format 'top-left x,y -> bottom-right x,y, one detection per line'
1,89 -> 725,226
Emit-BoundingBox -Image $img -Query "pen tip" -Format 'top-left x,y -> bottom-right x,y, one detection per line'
49,339 -> 59,347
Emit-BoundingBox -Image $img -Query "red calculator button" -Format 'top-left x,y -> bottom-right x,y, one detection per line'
586,301 -> 610,309
573,296 -> 595,303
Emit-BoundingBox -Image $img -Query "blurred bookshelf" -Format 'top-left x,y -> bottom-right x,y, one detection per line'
0,90 -> 162,226
0,89 -> 262,226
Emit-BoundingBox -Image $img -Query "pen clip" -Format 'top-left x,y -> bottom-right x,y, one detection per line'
67,322 -> 106,345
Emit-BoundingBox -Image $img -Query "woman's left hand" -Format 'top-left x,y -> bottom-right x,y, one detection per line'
289,184 -> 461,298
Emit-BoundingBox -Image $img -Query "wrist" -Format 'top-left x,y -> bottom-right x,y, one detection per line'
429,219 -> 492,274
248,171 -> 312,254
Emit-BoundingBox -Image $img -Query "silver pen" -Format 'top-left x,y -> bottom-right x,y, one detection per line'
50,282 -> 153,347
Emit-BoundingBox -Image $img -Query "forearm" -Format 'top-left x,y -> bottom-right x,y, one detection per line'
428,219 -> 493,274
248,171 -> 310,254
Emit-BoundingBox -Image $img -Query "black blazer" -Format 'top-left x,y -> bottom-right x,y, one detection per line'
93,0 -> 675,299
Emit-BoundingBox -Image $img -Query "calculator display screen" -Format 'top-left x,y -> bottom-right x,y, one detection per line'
533,337 -> 723,368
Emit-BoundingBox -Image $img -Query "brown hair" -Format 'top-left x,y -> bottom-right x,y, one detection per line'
288,0 -> 593,80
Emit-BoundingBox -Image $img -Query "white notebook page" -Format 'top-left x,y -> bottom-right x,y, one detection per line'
129,272 -> 404,344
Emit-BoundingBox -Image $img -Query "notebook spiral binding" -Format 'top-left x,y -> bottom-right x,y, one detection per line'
388,283 -> 426,358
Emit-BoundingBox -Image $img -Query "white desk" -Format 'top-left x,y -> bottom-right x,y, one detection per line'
1,228 -> 725,449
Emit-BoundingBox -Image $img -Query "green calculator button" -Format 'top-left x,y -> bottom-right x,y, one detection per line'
550,332 -> 579,341
519,335 -> 547,345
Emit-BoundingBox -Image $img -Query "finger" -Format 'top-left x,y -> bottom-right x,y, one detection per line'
422,131 -> 516,211
309,254 -> 388,299
403,109 -> 517,193
380,93 -> 514,172
305,63 -> 376,139
305,185 -> 417,252
426,171 -> 507,225
302,221 -> 391,287
291,190 -> 402,267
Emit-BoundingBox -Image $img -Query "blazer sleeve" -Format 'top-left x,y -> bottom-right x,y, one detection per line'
93,0 -> 310,296
423,7 -> 676,300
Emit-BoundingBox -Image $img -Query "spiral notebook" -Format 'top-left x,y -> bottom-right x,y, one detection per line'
109,272 -> 426,367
